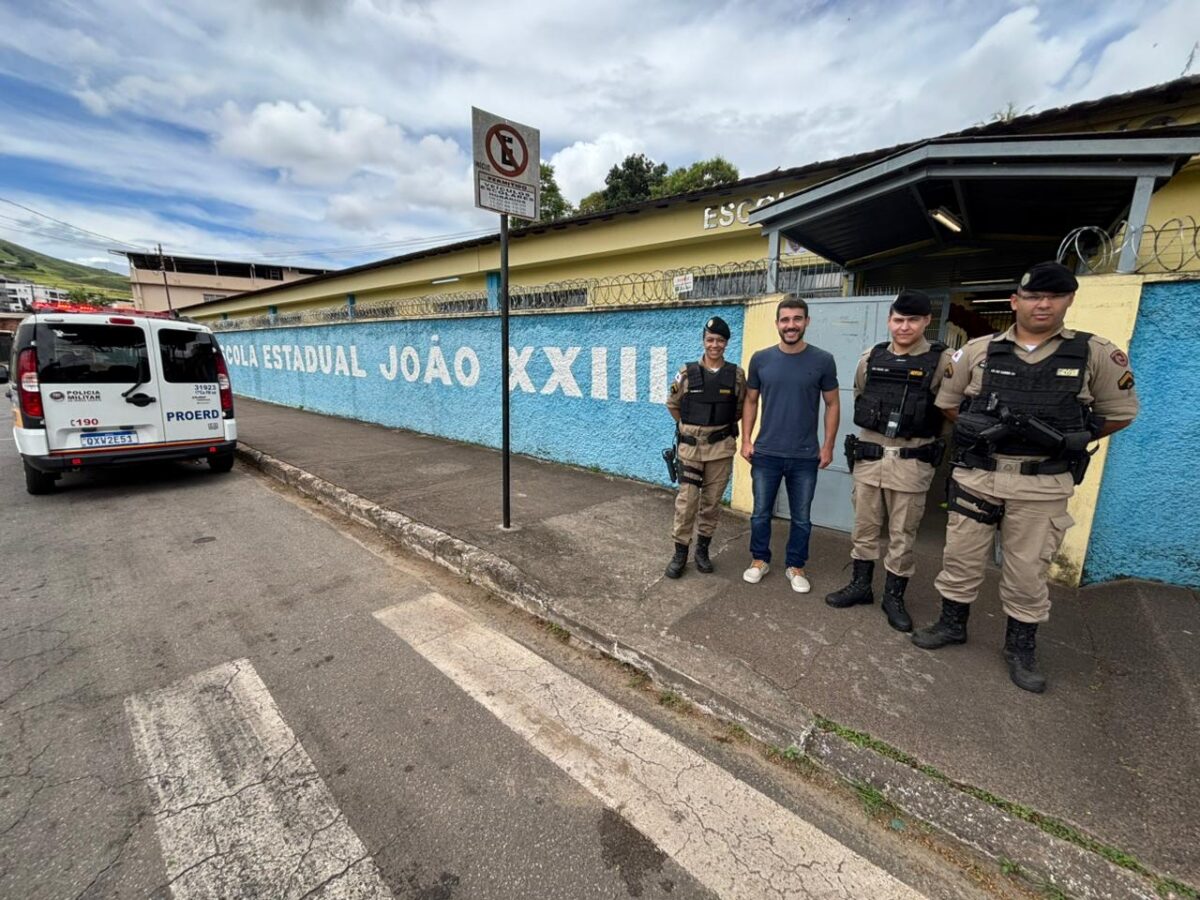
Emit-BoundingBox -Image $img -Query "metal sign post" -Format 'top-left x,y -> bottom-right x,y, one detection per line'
471,108 -> 540,529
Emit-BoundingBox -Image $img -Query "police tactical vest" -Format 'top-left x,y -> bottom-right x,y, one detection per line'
959,332 -> 1092,457
679,362 -> 738,427
853,341 -> 946,439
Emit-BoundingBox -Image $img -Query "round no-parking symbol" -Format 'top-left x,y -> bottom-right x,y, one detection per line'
485,123 -> 529,178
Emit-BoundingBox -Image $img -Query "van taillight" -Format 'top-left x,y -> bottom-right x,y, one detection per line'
215,352 -> 234,418
17,348 -> 43,420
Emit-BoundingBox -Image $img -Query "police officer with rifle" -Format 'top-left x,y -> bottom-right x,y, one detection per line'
663,316 -> 746,578
912,262 -> 1139,693
826,289 -> 950,631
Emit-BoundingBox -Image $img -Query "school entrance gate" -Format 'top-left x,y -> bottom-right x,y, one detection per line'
773,294 -> 948,531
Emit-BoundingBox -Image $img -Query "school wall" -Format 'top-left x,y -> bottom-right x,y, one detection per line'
1084,278 -> 1200,588
219,303 -> 744,486
1050,274 -> 1145,585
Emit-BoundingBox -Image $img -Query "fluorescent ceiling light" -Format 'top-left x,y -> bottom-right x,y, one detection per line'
972,298 -> 1018,304
431,276 -> 460,284
929,207 -> 963,233
960,278 -> 1012,286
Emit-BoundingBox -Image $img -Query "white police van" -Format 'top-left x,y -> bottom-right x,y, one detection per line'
4,302 -> 237,494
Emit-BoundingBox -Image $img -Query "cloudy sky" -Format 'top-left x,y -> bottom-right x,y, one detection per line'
0,0 -> 1196,274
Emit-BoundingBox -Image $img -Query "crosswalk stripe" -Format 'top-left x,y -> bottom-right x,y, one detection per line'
125,659 -> 391,899
375,593 -> 926,900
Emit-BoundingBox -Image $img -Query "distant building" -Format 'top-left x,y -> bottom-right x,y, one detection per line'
123,253 -> 329,313
1,277 -> 68,311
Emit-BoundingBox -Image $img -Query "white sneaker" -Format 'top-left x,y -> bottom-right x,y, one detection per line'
742,561 -> 770,584
786,567 -> 811,593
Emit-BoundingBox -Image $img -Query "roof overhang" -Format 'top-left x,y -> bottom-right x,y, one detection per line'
749,129 -> 1200,271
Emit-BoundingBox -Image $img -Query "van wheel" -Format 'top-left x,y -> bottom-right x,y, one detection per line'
23,462 -> 55,495
208,453 -> 235,473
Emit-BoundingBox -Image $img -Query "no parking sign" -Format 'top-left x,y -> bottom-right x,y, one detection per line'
471,107 -> 540,220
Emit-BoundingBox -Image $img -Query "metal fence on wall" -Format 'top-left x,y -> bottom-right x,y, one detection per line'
211,258 -> 848,331
1058,218 -> 1200,275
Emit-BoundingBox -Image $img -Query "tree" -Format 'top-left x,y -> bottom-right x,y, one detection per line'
600,153 -> 668,208
578,190 -> 607,214
537,162 -> 574,222
509,162 -> 575,228
651,157 -> 739,199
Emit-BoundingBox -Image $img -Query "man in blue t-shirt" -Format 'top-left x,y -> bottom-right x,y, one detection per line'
740,294 -> 840,593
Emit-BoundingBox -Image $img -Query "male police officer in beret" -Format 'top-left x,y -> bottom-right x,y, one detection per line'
664,316 -> 746,577
827,289 -> 950,631
912,262 -> 1138,692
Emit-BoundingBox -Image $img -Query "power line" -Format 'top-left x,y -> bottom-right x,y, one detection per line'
0,219 -> 123,255
0,198 -> 148,250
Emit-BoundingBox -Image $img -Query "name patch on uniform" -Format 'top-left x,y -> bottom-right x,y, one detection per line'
944,364 -> 954,378
1118,370 -> 1135,390
1056,367 -> 1081,377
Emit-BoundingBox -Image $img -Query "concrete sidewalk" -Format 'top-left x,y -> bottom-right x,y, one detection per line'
234,397 -> 1199,897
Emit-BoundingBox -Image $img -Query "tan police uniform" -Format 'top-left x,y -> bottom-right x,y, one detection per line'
933,326 -> 1139,622
666,363 -> 747,545
850,337 -> 952,577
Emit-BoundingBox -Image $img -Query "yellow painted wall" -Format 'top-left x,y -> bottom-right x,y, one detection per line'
1051,274 -> 1144,585
730,296 -> 786,513
190,177 -> 818,321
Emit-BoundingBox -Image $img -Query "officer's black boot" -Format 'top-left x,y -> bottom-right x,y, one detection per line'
664,543 -> 689,579
910,598 -> 970,649
880,571 -> 913,633
825,559 -> 875,608
694,535 -> 714,574
1003,617 -> 1047,694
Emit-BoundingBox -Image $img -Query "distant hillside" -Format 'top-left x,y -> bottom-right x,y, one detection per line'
0,238 -> 131,299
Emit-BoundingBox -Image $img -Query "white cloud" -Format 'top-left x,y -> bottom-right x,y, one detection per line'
0,0 -> 1193,267
549,134 -> 644,203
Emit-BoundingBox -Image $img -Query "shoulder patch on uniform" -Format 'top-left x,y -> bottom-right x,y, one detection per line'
951,348 -> 964,363
1110,348 -> 1129,367
944,363 -> 954,378
673,370 -> 684,384
1118,370 -> 1135,391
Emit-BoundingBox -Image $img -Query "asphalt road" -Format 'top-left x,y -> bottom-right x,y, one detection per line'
0,427 -> 1026,899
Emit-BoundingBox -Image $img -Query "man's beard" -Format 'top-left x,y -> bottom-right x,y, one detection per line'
779,328 -> 805,344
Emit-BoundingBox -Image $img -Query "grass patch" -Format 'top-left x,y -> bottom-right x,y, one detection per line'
658,690 -> 691,713
812,716 -> 1199,898
627,671 -> 651,690
540,621 -> 571,643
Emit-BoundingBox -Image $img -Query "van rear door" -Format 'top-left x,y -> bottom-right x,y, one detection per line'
35,318 -> 166,452
152,323 -> 225,443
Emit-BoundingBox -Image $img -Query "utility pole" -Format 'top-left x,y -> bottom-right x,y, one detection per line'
157,243 -> 175,316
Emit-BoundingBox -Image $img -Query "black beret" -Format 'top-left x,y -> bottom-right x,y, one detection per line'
704,315 -> 731,340
890,288 -> 931,317
1020,261 -> 1078,294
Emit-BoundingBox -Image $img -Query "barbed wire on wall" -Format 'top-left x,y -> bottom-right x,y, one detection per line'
1057,217 -> 1200,275
210,258 -> 849,332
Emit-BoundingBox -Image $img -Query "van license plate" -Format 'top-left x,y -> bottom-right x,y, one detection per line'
81,431 -> 138,448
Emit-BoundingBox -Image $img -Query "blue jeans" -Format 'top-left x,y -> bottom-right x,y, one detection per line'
750,455 -> 819,568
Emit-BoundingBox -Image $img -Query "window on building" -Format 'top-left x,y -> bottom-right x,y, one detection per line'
202,293 -> 229,303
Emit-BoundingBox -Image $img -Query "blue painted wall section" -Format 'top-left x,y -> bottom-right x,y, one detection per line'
1085,280 -> 1200,587
217,304 -> 744,487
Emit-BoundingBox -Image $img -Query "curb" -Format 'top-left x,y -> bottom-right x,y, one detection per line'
237,443 -> 1183,900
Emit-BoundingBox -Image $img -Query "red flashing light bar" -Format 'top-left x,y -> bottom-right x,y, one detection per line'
31,301 -> 177,319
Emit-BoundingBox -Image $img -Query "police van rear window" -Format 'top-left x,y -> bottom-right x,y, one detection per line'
159,328 -> 218,383
36,323 -> 150,384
